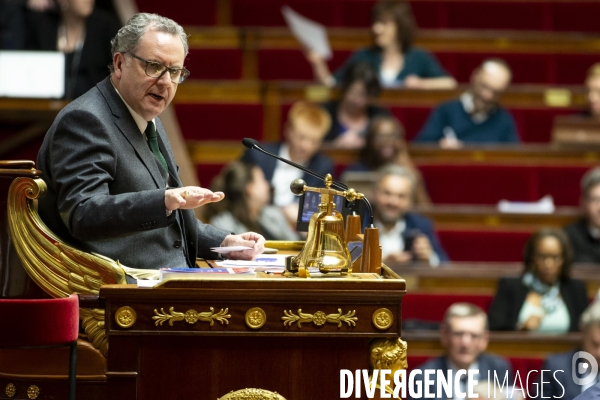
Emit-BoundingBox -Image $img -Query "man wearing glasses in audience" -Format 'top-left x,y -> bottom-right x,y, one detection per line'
413,303 -> 512,400
37,13 -> 264,278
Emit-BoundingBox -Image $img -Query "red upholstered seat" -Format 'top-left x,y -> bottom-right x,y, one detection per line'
418,164 -> 588,206
0,295 -> 79,347
134,0 -> 216,25
0,294 -> 79,400
402,293 -> 494,323
437,230 -> 530,262
174,103 -> 264,142
186,49 -> 243,80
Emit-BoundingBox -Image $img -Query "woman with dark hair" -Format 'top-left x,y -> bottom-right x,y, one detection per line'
343,115 -> 430,204
488,228 -> 589,332
307,0 -> 456,89
322,61 -> 391,148
206,162 -> 300,241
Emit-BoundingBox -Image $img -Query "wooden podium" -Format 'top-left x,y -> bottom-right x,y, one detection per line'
100,269 -> 405,399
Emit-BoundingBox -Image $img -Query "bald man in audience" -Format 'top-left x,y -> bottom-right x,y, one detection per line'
542,302 -> 600,400
564,167 -> 600,263
414,303 -> 512,400
415,58 -> 519,148
373,164 -> 448,266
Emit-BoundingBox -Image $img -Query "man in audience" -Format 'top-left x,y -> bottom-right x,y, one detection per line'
241,101 -> 334,224
414,58 -> 519,148
373,164 -> 448,266
414,303 -> 512,400
565,167 -> 600,263
542,302 -> 600,400
586,63 -> 600,119
37,13 -> 264,276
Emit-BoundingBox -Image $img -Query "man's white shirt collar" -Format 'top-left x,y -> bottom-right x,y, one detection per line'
460,92 -> 489,124
111,80 -> 155,135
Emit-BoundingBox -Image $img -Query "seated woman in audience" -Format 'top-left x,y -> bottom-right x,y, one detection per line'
344,115 -> 430,204
322,61 -> 391,149
306,0 -> 456,89
3,0 -> 119,99
206,161 -> 300,241
488,228 -> 588,333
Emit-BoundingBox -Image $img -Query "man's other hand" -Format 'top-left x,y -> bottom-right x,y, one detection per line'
165,187 -> 224,211
221,232 -> 266,260
383,251 -> 412,266
412,235 -> 433,261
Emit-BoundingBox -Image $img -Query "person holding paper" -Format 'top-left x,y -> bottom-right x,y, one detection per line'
306,0 -> 456,89
487,228 -> 588,333
37,13 -> 265,275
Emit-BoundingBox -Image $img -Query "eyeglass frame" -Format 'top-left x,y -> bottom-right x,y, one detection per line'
124,52 -> 190,84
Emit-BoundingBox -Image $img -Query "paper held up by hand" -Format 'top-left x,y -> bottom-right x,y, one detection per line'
497,195 -> 555,214
282,6 -> 332,60
211,246 -> 253,254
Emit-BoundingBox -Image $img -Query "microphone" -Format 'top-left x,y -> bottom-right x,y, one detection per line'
242,138 -> 374,226
242,138 -> 347,191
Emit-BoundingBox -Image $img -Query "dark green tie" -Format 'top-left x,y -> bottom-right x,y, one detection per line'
145,121 -> 167,170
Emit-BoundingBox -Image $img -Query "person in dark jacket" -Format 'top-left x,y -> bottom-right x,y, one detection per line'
373,164 -> 448,266
3,0 -> 120,99
413,303 -> 512,400
565,167 -> 600,264
542,302 -> 600,400
488,228 -> 589,332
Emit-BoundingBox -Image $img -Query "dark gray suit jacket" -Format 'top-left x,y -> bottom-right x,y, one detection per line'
542,348 -> 583,400
37,77 -> 229,270
413,354 -> 512,400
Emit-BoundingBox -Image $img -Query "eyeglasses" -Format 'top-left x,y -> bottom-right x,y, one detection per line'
126,52 -> 190,84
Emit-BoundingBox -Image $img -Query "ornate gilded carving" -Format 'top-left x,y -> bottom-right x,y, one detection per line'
152,307 -> 230,326
5,383 -> 16,398
245,307 -> 266,329
26,385 -> 39,399
372,308 -> 394,330
218,388 -> 286,399
369,338 -> 408,399
282,308 -> 357,328
115,306 -> 137,328
7,177 -> 129,357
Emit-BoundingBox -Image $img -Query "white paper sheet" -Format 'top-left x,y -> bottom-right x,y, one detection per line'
497,195 -> 555,214
282,6 -> 332,59
210,246 -> 253,254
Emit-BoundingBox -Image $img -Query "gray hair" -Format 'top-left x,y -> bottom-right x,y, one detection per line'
443,302 -> 489,330
580,302 -> 600,330
375,164 -> 417,195
581,167 -> 600,199
109,13 -> 189,73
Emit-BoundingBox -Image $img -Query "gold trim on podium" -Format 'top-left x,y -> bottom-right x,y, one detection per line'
152,307 -> 231,326
245,307 -> 267,329
115,306 -> 137,328
282,308 -> 357,328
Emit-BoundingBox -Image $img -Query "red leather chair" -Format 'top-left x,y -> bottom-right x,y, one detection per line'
0,294 -> 79,400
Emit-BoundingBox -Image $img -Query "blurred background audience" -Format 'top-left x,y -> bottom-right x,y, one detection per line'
2,0 -> 120,99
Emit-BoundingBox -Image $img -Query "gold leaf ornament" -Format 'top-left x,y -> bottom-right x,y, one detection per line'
153,307 -> 231,326
282,308 -> 357,328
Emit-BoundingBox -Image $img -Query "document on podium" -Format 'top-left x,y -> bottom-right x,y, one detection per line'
282,6 -> 332,59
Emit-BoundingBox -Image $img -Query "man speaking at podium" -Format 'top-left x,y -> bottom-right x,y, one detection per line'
37,13 -> 264,273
